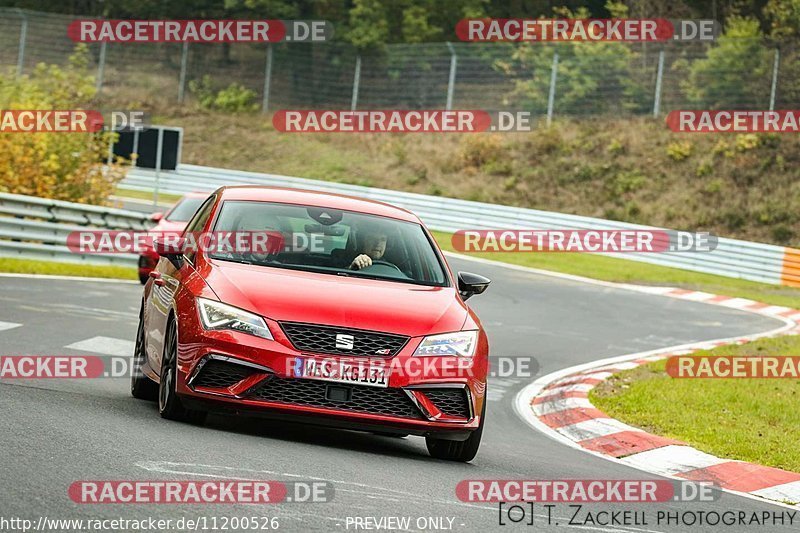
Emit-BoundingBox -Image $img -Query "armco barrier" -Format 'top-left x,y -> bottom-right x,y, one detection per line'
122,164 -> 797,287
0,193 -> 151,266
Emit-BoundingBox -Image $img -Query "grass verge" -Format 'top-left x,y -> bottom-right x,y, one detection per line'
591,336 -> 800,473
0,258 -> 137,281
431,231 -> 800,309
114,187 -> 183,203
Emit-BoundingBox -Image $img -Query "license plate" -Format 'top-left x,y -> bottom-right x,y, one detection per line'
293,357 -> 388,388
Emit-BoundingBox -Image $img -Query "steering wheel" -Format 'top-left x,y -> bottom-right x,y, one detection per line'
359,259 -> 405,275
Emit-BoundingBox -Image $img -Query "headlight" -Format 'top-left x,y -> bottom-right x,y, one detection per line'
197,297 -> 273,340
413,330 -> 478,357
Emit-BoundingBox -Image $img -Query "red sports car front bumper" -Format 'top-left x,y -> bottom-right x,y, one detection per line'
171,302 -> 487,440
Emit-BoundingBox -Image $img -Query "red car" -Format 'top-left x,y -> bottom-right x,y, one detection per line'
131,186 -> 491,461
138,192 -> 210,284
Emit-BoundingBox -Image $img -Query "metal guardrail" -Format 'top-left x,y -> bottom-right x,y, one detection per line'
0,192 -> 151,266
123,164 -> 794,287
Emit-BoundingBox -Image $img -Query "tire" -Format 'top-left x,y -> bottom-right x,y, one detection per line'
158,318 -> 207,425
130,305 -> 158,401
425,398 -> 485,462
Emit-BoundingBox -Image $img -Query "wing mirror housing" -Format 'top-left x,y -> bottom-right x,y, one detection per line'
153,237 -> 185,268
150,212 -> 164,222
457,271 -> 491,301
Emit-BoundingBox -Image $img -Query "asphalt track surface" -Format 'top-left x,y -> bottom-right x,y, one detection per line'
1,259 -> 798,533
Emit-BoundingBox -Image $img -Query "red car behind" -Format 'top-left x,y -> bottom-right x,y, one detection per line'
138,192 -> 210,284
131,186 -> 491,461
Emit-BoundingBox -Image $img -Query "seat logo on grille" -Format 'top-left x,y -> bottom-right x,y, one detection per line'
335,333 -> 355,350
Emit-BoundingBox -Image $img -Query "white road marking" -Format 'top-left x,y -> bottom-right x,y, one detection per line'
134,461 -> 653,533
751,480 -> 800,504
533,396 -> 594,416
0,321 -> 22,332
555,418 -> 642,442
65,336 -> 134,357
487,377 -> 517,401
620,445 -> 730,476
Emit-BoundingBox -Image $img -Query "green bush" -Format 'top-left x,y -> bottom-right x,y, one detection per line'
681,17 -> 772,108
0,45 -> 127,204
189,75 -> 258,112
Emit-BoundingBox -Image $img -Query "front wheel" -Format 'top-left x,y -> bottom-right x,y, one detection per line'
425,398 -> 485,462
131,306 -> 158,401
158,318 -> 207,425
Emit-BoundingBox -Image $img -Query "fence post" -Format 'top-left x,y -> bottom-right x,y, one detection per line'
769,48 -> 780,111
261,44 -> 273,114
96,41 -> 107,93
153,128 -> 164,208
132,129 -> 140,168
178,42 -> 189,103
351,55 -> 361,112
653,49 -> 665,117
445,42 -> 458,110
16,11 -> 27,78
546,52 -> 558,126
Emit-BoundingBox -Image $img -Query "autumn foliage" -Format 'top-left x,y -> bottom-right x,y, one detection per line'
0,46 -> 127,205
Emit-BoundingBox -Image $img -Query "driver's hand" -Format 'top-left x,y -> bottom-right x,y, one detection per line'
350,254 -> 372,270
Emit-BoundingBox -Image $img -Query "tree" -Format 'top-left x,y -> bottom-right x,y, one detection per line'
681,16 -> 772,108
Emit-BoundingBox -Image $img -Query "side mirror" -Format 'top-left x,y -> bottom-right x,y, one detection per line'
457,271 -> 491,301
150,212 -> 164,222
153,238 -> 185,268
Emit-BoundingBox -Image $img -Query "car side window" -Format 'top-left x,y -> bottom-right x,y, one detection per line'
183,195 -> 217,264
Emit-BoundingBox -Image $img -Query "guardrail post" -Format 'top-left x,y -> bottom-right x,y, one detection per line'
16,11 -> 27,78
178,42 -> 189,103
132,129 -> 140,168
546,52 -> 558,126
445,42 -> 458,111
96,41 -> 107,93
351,55 -> 361,112
769,48 -> 780,111
261,43 -> 273,114
653,49 -> 665,117
153,128 -> 164,208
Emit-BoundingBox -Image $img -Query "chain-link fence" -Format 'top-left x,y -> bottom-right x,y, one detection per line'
1,8 -> 797,117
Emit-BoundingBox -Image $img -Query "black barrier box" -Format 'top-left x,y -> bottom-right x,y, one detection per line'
112,127 -> 182,170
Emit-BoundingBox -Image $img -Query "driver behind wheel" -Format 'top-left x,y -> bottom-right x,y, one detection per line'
349,227 -> 389,270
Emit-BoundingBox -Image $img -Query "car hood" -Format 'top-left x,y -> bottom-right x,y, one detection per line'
201,260 -> 467,337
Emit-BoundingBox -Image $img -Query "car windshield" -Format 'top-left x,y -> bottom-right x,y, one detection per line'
166,197 -> 206,222
207,200 -> 448,287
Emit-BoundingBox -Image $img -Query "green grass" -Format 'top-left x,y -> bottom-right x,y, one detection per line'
114,187 -> 182,203
591,336 -> 800,474
0,258 -> 137,280
431,231 -> 800,309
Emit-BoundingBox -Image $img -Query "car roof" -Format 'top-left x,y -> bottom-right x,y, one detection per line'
215,186 -> 420,223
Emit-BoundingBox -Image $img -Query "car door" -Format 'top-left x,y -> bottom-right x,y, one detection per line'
144,194 -> 218,375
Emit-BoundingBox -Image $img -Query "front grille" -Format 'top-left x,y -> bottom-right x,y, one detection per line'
248,376 -> 424,419
422,388 -> 471,418
192,359 -> 255,389
280,322 -> 409,357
